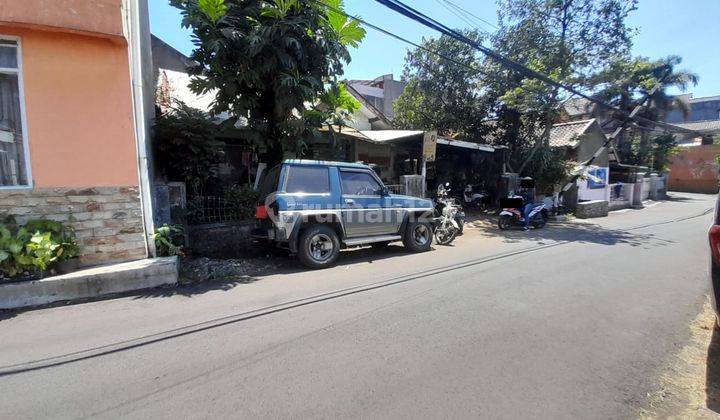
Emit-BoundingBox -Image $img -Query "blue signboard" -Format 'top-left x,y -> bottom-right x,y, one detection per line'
588,167 -> 607,189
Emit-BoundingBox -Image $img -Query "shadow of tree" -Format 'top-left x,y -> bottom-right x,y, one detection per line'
133,245 -> 427,300
0,310 -> 18,322
464,214 -> 675,248
136,214 -> 679,300
665,193 -> 709,203
707,325 -> 720,412
133,275 -> 261,299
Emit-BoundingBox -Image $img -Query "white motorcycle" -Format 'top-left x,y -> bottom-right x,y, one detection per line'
434,183 -> 463,245
463,184 -> 489,211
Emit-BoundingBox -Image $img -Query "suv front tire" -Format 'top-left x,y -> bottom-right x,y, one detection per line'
297,224 -> 341,269
403,220 -> 433,252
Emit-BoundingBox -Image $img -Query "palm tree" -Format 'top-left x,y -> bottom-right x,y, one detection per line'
589,55 -> 698,162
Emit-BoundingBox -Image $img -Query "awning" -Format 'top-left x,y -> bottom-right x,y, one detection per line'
357,130 -> 495,152
357,130 -> 424,143
437,137 -> 494,152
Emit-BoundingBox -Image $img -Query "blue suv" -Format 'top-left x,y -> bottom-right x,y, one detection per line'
253,160 -> 436,268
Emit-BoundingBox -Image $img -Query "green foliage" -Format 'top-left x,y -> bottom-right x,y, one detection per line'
153,101 -> 225,195
519,145 -> 573,193
322,0 -> 366,48
0,219 -> 78,278
629,133 -> 679,171
224,185 -> 261,220
171,0 -> 365,163
26,232 -> 62,271
0,225 -> 31,277
590,56 -> 698,162
198,0 -> 227,22
393,30 -> 492,141
395,0 -> 638,177
649,133 -> 679,172
485,0 -> 638,158
154,224 -> 185,257
311,83 -> 361,128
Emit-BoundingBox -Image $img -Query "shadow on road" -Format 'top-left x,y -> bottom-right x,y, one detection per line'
707,326 -> 720,412
0,311 -> 17,322
468,215 -> 675,248
133,245 -> 422,300
665,193 -> 709,203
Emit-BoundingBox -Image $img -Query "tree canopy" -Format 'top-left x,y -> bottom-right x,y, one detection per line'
391,0 -> 698,188
171,0 -> 365,164
393,30 -> 492,141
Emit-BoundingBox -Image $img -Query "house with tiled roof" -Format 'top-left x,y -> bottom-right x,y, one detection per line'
549,119 -> 611,204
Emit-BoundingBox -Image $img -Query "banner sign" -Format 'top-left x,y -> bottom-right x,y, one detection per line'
423,130 -> 437,162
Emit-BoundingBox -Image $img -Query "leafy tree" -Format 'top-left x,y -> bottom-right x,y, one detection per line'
487,0 -> 637,186
588,55 -> 698,161
153,102 -> 225,195
171,0 -> 365,164
393,30 -> 492,141
492,0 -> 638,137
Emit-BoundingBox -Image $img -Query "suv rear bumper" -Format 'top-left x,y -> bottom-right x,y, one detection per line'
251,225 -> 288,242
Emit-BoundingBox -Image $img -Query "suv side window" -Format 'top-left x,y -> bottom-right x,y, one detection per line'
340,171 -> 382,196
285,166 -> 331,194
258,165 -> 281,201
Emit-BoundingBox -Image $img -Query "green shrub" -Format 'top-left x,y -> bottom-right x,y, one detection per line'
224,185 -> 260,220
24,220 -> 79,261
0,225 -> 32,277
0,219 -> 79,278
154,224 -> 185,257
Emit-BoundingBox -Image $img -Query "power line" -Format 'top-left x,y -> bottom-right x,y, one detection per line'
441,0 -> 499,31
372,0 -> 699,137
312,0 -> 491,79
433,0 -> 485,32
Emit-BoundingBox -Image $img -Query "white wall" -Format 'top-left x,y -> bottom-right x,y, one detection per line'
577,166 -> 610,201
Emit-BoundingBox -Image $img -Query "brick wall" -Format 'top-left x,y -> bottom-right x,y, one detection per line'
0,186 -> 147,266
668,144 -> 720,194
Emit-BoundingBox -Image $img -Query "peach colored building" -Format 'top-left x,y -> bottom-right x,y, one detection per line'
668,144 -> 720,194
0,0 -> 156,265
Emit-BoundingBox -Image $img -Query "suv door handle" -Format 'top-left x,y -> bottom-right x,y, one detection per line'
345,199 -> 356,205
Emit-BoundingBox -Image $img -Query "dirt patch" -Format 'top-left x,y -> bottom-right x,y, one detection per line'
179,255 -> 290,284
640,299 -> 720,419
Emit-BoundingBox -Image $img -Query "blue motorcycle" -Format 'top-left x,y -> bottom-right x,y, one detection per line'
497,196 -> 548,230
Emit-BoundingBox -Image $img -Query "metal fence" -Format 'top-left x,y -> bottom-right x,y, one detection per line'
609,183 -> 632,202
385,184 -> 405,195
188,196 -> 246,225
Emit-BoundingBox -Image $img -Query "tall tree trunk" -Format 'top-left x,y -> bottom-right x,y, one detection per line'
260,88 -> 284,166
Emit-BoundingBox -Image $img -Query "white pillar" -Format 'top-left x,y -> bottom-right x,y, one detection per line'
421,158 -> 427,197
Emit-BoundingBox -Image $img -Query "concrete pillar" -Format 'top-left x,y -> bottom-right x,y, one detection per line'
649,173 -> 659,200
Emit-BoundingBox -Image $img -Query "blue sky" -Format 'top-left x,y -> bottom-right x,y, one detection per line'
149,0 -> 720,98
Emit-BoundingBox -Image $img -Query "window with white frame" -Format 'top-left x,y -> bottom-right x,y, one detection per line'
0,38 -> 30,187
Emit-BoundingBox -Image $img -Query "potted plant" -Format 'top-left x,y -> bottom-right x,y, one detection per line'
55,237 -> 80,274
22,220 -> 80,275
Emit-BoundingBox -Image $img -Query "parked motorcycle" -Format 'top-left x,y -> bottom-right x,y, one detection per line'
434,183 -> 465,244
497,195 -> 549,230
462,184 -> 490,211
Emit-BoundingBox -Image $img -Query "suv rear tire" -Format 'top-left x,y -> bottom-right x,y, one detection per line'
297,224 -> 340,269
403,220 -> 433,252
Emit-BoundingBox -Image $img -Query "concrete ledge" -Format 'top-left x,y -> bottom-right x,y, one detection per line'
575,200 -> 609,219
0,257 -> 178,310
608,199 -> 631,211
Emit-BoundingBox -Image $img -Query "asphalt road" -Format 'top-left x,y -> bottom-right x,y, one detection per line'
0,192 -> 715,419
